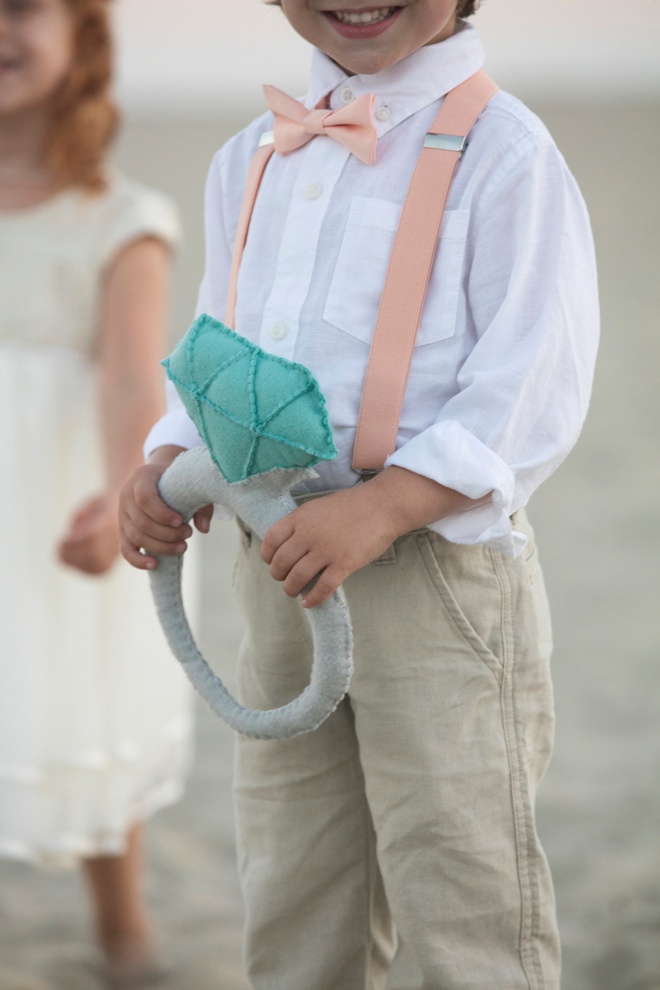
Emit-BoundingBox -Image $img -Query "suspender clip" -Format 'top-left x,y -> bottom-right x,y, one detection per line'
357,469 -> 380,483
424,133 -> 467,156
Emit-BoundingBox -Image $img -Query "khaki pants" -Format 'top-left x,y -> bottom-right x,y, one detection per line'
232,510 -> 560,990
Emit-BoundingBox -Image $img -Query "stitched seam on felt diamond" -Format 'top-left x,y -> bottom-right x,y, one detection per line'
164,314 -> 337,482
166,368 -> 330,459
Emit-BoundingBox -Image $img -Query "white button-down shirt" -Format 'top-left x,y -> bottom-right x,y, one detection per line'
146,24 -> 599,556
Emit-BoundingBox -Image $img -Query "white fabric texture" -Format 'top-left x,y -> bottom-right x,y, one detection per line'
0,173 -> 195,867
146,23 -> 599,557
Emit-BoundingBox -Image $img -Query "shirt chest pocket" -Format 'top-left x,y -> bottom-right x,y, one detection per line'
323,197 -> 469,346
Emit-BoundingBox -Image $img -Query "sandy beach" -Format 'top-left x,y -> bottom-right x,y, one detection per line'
0,100 -> 658,990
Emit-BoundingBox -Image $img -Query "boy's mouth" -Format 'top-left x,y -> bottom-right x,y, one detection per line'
323,6 -> 404,37
332,6 -> 398,25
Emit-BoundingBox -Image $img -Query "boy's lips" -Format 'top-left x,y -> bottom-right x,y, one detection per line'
322,6 -> 404,39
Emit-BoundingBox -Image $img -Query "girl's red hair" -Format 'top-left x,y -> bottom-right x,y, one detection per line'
48,0 -> 118,191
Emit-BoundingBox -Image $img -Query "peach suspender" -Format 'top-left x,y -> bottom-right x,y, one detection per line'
224,70 -> 499,473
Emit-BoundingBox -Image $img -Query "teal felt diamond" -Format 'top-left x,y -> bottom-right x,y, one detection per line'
163,314 -> 337,483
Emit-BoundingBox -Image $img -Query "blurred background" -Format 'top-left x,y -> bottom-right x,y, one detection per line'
1,1 -> 659,988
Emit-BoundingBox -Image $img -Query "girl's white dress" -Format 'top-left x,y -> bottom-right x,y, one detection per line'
0,173 -> 194,867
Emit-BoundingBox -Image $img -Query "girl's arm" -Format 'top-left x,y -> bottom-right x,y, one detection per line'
58,237 -> 173,575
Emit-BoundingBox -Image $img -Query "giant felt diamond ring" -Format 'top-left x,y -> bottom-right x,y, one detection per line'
148,315 -> 354,740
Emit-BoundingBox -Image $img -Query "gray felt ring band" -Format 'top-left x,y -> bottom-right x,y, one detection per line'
148,448 -> 354,740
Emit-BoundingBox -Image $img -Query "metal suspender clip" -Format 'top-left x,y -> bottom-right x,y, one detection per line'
424,133 -> 468,157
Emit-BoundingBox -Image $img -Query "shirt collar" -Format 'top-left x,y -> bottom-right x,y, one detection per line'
305,22 -> 485,136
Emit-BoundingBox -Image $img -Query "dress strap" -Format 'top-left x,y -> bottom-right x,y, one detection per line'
352,70 -> 499,474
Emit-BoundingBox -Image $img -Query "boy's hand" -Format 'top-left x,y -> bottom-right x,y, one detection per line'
57,494 -> 121,575
119,448 -> 213,570
261,467 -> 482,608
260,483 -> 399,609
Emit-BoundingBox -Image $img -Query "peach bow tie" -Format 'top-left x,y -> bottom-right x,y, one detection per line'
263,85 -> 377,165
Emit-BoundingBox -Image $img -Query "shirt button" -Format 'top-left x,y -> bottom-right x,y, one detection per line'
304,181 -> 323,201
376,105 -> 391,122
340,86 -> 354,103
270,322 -> 287,341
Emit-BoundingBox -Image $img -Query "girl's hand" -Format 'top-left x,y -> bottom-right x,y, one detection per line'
119,460 -> 213,571
57,494 -> 121,575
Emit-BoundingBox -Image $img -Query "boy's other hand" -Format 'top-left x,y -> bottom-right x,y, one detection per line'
119,449 -> 213,570
260,483 -> 399,609
260,466 -> 481,608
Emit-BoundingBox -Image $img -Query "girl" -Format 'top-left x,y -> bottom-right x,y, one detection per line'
0,0 -> 193,984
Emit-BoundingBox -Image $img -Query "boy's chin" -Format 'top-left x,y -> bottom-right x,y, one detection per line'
328,53 -> 397,75
325,45 -> 407,76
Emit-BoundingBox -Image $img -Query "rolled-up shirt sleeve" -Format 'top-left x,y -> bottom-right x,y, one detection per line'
387,133 -> 599,556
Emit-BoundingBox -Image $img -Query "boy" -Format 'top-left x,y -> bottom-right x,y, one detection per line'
120,2 -> 599,987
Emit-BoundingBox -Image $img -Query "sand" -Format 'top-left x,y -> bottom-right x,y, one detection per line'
0,101 -> 658,990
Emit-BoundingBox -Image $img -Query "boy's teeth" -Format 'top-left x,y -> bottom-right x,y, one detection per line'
334,7 -> 395,25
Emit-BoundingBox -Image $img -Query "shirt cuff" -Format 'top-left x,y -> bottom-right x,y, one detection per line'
385,420 -> 526,557
143,408 -> 204,461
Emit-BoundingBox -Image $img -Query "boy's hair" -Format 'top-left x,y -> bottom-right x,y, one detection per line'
48,0 -> 119,192
457,0 -> 481,15
266,2 -> 483,17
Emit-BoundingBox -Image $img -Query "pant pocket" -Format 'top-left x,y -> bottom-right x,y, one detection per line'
414,531 -> 506,682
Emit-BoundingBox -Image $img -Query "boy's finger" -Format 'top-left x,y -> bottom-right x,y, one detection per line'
260,516 -> 295,564
281,551 -> 322,597
120,535 -> 157,570
121,518 -> 189,559
130,472 -> 184,528
193,503 -> 214,533
268,539 -> 308,582
123,502 -> 192,544
301,565 -> 344,609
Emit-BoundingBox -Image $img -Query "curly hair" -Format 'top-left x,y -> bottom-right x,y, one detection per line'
456,0 -> 482,16
47,0 -> 118,191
